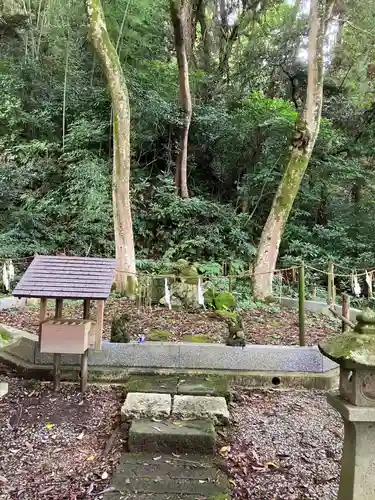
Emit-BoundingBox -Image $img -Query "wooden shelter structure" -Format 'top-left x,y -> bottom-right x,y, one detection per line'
13,255 -> 116,391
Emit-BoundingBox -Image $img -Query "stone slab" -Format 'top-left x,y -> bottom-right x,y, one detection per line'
121,392 -> 172,421
177,377 -> 230,400
179,343 -> 325,372
128,419 -> 216,453
3,328 -> 338,376
0,382 -> 8,398
328,393 -> 375,422
172,395 -> 230,425
124,375 -> 180,394
105,453 -> 229,500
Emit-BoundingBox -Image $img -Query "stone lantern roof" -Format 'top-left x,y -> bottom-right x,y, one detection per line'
319,308 -> 375,369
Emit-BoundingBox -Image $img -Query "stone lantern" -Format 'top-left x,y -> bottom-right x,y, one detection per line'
319,308 -> 375,500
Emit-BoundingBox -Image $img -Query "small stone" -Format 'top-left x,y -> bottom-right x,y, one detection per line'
121,393 -> 171,421
0,382 -> 8,398
172,395 -> 230,425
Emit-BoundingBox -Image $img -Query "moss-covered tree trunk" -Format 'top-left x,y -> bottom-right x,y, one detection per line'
170,0 -> 193,200
252,0 -> 334,300
84,0 -> 136,296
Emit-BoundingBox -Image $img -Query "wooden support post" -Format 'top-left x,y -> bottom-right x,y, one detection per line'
80,299 -> 90,392
39,298 -> 47,350
298,263 -> 306,346
327,261 -> 334,305
53,298 -> 63,392
312,284 -> 317,298
95,300 -> 104,350
39,298 -> 47,334
342,293 -> 350,333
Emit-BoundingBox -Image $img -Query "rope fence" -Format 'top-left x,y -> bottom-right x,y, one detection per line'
0,254 -> 370,347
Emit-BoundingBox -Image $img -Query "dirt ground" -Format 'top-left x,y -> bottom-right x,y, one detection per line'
0,367 -> 124,500
0,297 -> 339,345
0,368 -> 344,500
225,389 -> 342,500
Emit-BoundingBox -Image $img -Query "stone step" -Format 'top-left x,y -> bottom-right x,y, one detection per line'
128,419 -> 216,454
123,375 -> 231,401
104,453 -> 230,500
173,395 -> 230,426
121,393 -> 230,426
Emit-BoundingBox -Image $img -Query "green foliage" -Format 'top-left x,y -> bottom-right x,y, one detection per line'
0,0 -> 375,306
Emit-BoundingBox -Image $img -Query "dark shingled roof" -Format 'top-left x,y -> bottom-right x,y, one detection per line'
13,256 -> 116,300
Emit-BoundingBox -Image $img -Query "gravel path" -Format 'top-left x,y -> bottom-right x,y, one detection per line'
226,390 -> 343,500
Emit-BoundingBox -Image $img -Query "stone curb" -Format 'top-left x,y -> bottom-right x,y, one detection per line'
4,337 -> 338,373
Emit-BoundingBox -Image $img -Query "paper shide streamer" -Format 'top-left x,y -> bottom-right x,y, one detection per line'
2,259 -> 14,292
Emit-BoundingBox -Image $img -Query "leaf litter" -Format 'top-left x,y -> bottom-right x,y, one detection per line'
225,389 -> 343,499
0,298 -> 339,346
0,369 -> 123,499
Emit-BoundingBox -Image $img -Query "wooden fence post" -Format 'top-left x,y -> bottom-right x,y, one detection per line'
327,261 -> 334,305
342,293 -> 350,333
299,262 -> 306,346
53,298 -> 63,392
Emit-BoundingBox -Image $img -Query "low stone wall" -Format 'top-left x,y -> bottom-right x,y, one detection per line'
281,297 -> 361,322
0,295 -> 344,388
0,296 -> 27,310
0,324 -> 338,388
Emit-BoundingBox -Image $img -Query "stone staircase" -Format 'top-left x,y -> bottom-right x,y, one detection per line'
105,376 -> 231,500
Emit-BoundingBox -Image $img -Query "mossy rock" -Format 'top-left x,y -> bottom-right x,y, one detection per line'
214,292 -> 236,310
183,334 -> 214,343
111,313 -> 131,343
180,265 -> 199,285
148,330 -> 173,341
172,259 -> 190,271
215,310 -> 237,322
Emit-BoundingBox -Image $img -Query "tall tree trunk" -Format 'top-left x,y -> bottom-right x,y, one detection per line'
84,0 -> 136,296
252,0 -> 334,300
170,0 -> 193,199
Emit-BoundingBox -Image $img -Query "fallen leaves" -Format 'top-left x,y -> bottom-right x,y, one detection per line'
225,389 -> 342,500
0,375 -> 123,499
0,297 -> 340,346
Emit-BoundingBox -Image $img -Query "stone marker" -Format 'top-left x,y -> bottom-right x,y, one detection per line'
172,395 -> 230,425
319,308 -> 375,500
128,419 -> 216,453
121,392 -> 171,421
0,382 -> 8,398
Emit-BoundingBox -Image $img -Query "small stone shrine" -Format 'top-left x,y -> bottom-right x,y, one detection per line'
12,255 -> 116,392
319,308 -> 375,500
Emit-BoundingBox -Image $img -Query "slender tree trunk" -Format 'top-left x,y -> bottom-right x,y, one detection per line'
170,0 -> 193,199
84,0 -> 136,296
252,0 -> 334,300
